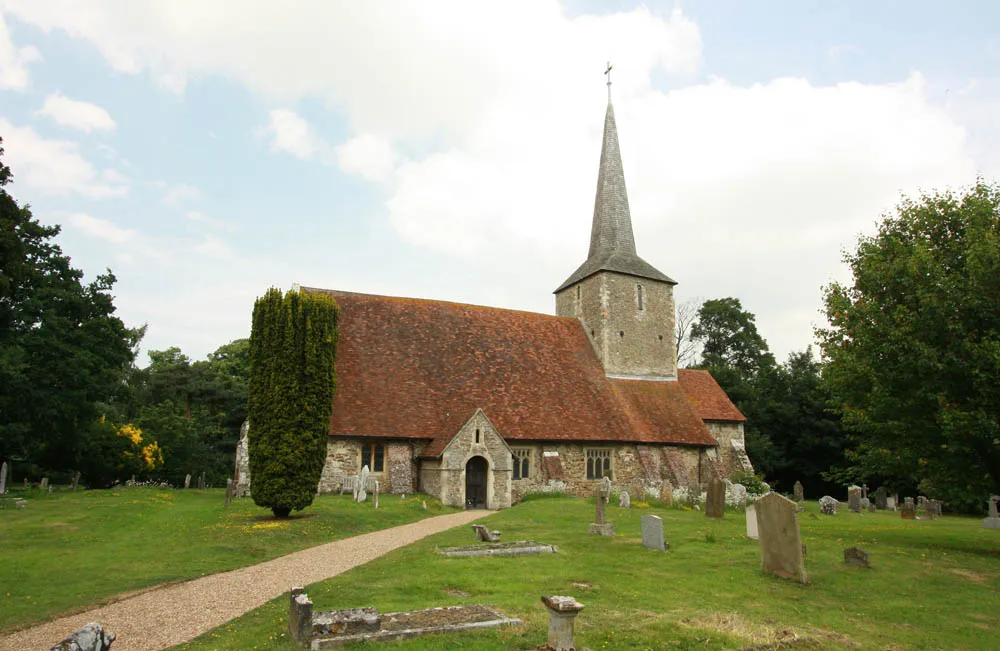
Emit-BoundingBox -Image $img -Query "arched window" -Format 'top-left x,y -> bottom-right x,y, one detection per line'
361,443 -> 384,472
512,448 -> 530,480
586,448 -> 612,479
637,284 -> 644,311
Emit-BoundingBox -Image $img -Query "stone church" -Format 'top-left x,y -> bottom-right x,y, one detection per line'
237,96 -> 752,510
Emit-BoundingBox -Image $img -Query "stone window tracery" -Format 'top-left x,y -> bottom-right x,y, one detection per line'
361,442 -> 384,472
512,448 -> 531,480
586,448 -> 612,479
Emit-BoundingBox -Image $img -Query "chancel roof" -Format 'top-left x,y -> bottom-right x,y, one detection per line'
678,369 -> 748,422
304,288 -> 720,453
555,101 -> 675,293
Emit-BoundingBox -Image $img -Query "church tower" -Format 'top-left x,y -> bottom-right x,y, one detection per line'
554,92 -> 678,380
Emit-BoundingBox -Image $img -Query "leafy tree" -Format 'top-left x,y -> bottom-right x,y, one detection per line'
819,180 -> 1000,508
248,288 -> 338,517
0,138 -> 139,473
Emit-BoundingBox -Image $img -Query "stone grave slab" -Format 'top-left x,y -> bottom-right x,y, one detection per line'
755,492 -> 807,584
843,547 -> 871,568
745,504 -> 759,540
705,478 -> 726,518
641,514 -> 666,551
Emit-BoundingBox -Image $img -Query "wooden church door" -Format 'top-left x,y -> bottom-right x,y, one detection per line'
465,456 -> 488,509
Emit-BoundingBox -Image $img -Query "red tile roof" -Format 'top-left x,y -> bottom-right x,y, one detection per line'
677,369 -> 747,422
304,288 -> 724,454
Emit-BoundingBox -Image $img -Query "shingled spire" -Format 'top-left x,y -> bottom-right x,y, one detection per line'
555,99 -> 675,293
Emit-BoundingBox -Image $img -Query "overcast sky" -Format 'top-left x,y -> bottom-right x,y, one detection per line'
2,0 -> 998,365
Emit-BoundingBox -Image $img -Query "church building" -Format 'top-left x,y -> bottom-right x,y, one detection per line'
237,93 -> 752,510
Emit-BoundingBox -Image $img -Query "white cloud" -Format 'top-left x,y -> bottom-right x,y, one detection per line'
36,92 -> 116,132
162,182 -> 200,205
63,212 -> 134,244
0,118 -> 128,198
336,133 -> 397,183
0,12 -> 39,90
264,109 -> 324,160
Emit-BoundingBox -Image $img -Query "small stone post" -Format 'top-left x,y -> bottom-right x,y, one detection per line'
71,471 -> 81,491
225,478 -> 234,507
289,587 -> 313,647
184,474 -> 191,489
0,461 -> 7,494
541,595 -> 584,651
373,480 -> 379,509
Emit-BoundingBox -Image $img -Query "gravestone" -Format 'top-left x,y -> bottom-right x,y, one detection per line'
874,487 -> 887,510
861,497 -> 871,510
541,595 -> 584,651
641,515 -> 666,551
729,483 -> 748,508
618,490 -> 630,508
928,499 -> 942,517
50,622 -> 116,651
819,495 -> 838,515
357,465 -> 370,503
373,480 -> 379,509
847,486 -> 862,513
843,547 -> 871,568
184,474 -> 191,489
745,504 -> 759,540
793,481 -> 804,502
71,471 -> 81,491
225,478 -> 233,507
659,480 -> 673,506
886,495 -> 896,511
589,479 -> 615,536
901,497 -> 916,519
982,495 -> 1000,529
199,472 -> 206,490
40,477 -> 49,489
0,461 -> 7,494
472,524 -> 502,542
755,492 -> 808,584
601,476 -> 612,503
705,478 -> 726,518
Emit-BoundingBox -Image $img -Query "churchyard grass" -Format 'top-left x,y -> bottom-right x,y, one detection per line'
0,487 -> 455,632
177,497 -> 1000,650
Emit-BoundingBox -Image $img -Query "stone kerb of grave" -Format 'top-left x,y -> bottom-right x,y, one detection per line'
438,541 -> 558,558
541,595 -> 585,651
49,622 -> 116,651
983,495 -> 1000,530
843,547 -> 871,568
289,587 -> 520,648
705,477 -> 726,518
641,514 -> 667,551
755,492 -> 808,584
745,504 -> 759,540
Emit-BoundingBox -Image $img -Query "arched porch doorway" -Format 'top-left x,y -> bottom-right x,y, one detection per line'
465,456 -> 488,509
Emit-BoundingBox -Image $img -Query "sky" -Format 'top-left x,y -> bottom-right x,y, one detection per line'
1,0 -> 998,366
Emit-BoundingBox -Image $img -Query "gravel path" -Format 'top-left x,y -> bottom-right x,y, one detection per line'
1,510 -> 484,651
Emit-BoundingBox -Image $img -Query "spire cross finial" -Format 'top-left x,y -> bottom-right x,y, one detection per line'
604,61 -> 613,101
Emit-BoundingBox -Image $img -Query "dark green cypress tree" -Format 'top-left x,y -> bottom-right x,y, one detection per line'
248,288 -> 338,517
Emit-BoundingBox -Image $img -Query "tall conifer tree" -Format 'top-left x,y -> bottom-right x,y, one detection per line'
248,288 -> 338,517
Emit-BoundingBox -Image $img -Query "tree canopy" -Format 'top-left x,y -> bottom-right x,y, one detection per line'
0,138 -> 139,473
819,180 -> 1000,506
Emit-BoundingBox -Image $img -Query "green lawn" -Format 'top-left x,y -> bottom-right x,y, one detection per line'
0,487 -> 456,632
177,496 -> 1000,650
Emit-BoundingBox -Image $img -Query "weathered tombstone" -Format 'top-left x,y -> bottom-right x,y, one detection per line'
793,481 -> 804,502
729,483 -> 748,508
0,461 -> 7,494
71,471 -> 81,491
184,474 -> 191,489
745,504 -> 759,540
861,484 -> 869,501
641,515 -> 666,551
901,497 -> 916,520
600,476 -> 612,503
861,497 -> 871,511
885,495 -> 896,511
705,477 -> 726,518
847,486 -> 862,513
874,487 -> 887,510
50,622 -> 116,651
982,495 -> 1000,529
225,478 -> 233,507
843,547 -> 871,568
373,480 -> 379,509
755,492 -> 808,584
289,587 -> 313,647
23,478 -> 28,489
40,477 -> 49,489
357,465 -> 370,503
589,479 -> 615,536
618,490 -> 630,508
541,595 -> 584,651
472,524 -> 502,542
659,480 -> 673,506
